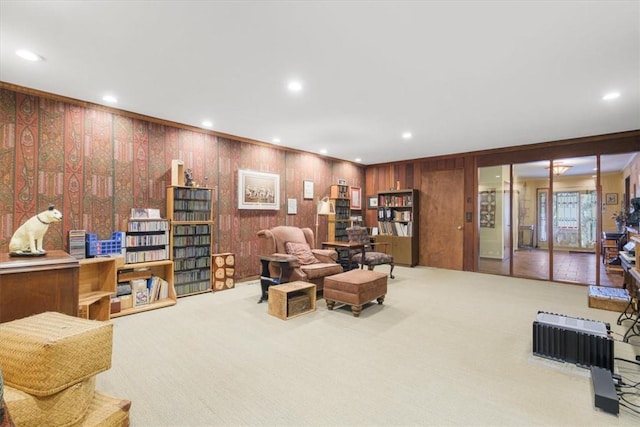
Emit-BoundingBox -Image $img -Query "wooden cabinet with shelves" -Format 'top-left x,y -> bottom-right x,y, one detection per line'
376,189 -> 419,266
112,258 -> 176,318
78,257 -> 116,321
167,186 -> 214,297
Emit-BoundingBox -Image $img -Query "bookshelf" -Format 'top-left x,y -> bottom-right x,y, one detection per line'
167,186 -> 214,297
327,184 -> 352,269
376,189 -> 419,266
112,258 -> 176,318
328,184 -> 351,242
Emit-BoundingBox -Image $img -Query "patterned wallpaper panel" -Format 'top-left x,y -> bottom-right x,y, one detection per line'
0,88 -> 365,279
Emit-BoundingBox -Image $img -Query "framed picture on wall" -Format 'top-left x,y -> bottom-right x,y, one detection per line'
605,193 -> 618,205
238,169 -> 280,210
350,186 -> 362,210
303,180 -> 314,200
367,196 -> 378,209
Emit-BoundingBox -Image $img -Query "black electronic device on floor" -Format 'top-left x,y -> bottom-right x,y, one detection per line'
532,311 -> 614,372
590,366 -> 619,415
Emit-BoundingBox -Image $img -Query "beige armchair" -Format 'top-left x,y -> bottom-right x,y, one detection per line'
256,226 -> 343,291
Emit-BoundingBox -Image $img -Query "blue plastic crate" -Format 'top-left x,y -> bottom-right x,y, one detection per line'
86,232 -> 123,257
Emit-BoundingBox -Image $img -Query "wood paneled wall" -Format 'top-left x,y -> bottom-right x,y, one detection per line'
365,131 -> 640,272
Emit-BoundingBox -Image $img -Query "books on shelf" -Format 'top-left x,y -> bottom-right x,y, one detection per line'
123,275 -> 170,308
131,279 -> 149,307
378,194 -> 413,207
377,221 -> 413,236
377,208 -> 413,222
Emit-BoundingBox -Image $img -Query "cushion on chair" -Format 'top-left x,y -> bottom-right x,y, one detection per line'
285,241 -> 318,265
352,251 -> 393,266
300,262 -> 344,280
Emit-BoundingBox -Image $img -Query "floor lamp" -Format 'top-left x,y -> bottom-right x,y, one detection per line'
315,196 -> 333,248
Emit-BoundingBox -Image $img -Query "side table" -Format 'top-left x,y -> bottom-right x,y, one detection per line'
258,254 -> 297,303
268,281 -> 316,320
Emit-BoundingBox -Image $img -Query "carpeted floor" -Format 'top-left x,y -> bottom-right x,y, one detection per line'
96,266 -> 640,426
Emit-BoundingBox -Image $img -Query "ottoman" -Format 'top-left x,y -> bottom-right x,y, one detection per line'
0,312 -> 112,396
324,269 -> 387,317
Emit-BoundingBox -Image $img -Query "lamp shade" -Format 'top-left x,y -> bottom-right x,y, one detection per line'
317,197 -> 334,215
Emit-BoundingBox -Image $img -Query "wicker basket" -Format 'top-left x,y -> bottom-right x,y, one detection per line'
80,392 -> 131,427
3,377 -> 95,427
0,312 -> 112,396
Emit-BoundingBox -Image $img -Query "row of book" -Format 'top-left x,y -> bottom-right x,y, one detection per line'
116,274 -> 170,307
174,256 -> 210,271
172,188 -> 212,200
123,248 -> 169,264
171,200 -> 211,212
175,268 -> 211,284
377,208 -> 413,221
171,211 -> 211,222
172,235 -> 211,247
127,218 -> 168,231
125,234 -> 168,247
378,194 -> 413,207
173,224 -> 211,235
377,221 -> 413,236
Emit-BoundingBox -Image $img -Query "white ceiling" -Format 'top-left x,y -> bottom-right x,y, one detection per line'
0,1 -> 638,165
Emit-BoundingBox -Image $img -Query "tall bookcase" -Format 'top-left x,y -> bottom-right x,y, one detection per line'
167,186 -> 214,297
327,184 -> 351,242
376,189 -> 419,267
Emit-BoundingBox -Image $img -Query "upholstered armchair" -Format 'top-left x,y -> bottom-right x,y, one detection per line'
346,226 -> 395,278
256,226 -> 343,291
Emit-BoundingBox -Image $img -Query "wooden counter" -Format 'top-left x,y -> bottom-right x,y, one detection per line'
0,250 -> 79,323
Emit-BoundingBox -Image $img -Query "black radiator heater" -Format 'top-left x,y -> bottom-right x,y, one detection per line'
532,311 -> 614,372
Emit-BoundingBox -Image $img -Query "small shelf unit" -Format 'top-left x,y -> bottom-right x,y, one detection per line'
112,258 -> 176,318
78,257 -> 116,321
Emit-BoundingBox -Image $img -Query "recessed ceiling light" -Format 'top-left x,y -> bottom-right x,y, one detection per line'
16,49 -> 43,61
288,81 -> 303,92
319,148 -> 328,155
272,137 -> 281,144
102,95 -> 118,103
402,132 -> 412,140
602,92 -> 620,101
202,120 -> 213,128
355,158 -> 362,163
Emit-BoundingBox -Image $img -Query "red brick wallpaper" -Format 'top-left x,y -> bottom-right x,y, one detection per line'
0,87 -> 365,279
